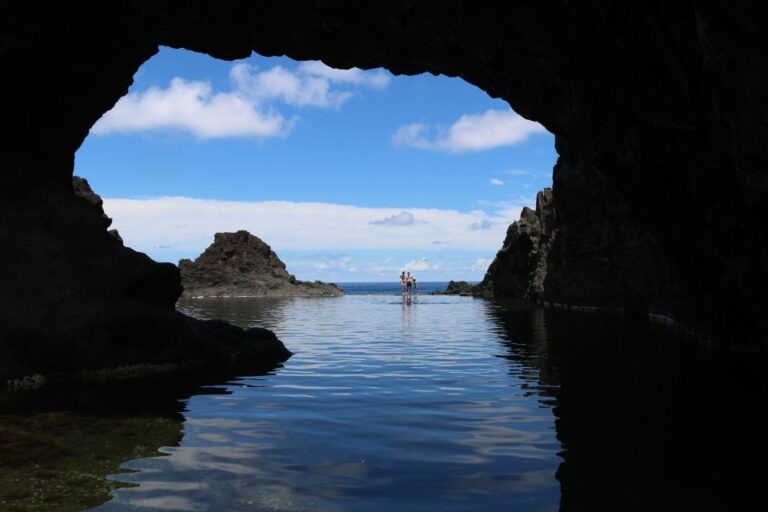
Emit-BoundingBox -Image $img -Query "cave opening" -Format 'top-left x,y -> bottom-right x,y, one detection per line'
3,5 -> 768,510
74,46 -> 556,287
3,2 -> 765,384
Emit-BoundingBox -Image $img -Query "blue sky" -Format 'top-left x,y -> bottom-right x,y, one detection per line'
75,47 -> 556,282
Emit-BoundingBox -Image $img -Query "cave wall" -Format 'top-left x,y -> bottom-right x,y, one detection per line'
477,159 -> 682,325
1,1 -> 767,363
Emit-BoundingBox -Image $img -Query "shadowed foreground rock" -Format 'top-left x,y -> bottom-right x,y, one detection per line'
179,231 -> 343,298
0,178 -> 290,383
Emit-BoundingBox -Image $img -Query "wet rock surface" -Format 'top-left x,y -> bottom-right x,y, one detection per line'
1,2 -> 767,354
179,231 -> 343,298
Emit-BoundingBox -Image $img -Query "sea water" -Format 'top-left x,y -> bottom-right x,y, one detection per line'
1,284 -> 766,511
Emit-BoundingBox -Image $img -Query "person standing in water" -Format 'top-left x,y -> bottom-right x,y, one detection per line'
412,277 -> 418,295
400,271 -> 407,295
406,272 -> 413,295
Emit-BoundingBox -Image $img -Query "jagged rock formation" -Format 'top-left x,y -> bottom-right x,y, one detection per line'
477,168 -> 680,322
1,2 -> 767,360
179,231 -> 343,298
72,176 -> 123,242
476,189 -> 556,300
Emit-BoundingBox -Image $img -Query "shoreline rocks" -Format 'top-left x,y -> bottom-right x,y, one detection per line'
179,231 -> 343,299
0,178 -> 291,383
443,281 -> 474,295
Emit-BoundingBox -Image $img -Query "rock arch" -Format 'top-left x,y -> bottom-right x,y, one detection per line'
2,2 -> 766,377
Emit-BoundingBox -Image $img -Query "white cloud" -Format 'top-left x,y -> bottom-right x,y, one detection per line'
489,178 -> 505,186
273,251 -> 499,282
92,61 -> 390,138
297,61 -> 390,89
470,258 -> 493,272
400,257 -> 439,272
392,108 -> 548,153
231,63 -> 353,109
391,123 -> 428,149
469,219 -> 494,231
91,78 -> 293,138
289,254 -> 358,273
369,211 -> 418,226
101,197 -> 525,256
477,198 -> 536,222
503,169 -> 530,176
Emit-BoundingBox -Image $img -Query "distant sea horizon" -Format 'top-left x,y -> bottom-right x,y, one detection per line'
334,281 -> 478,295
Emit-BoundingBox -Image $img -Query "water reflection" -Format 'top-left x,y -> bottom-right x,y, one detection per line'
0,370 -> 280,512
178,297 -> 299,331
132,295 -> 563,511
486,302 -> 768,511
3,296 -> 765,511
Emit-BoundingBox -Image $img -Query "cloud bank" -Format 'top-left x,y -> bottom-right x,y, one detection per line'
102,197 -> 524,255
400,257 -> 440,272
369,211 -> 419,226
392,109 -> 548,153
92,61 -> 390,138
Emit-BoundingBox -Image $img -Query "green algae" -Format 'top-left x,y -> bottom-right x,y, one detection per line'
0,410 -> 182,511
0,355 -> 281,511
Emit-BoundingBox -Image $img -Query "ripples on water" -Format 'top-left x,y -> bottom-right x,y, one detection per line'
2,291 -> 767,511
154,295 -> 561,512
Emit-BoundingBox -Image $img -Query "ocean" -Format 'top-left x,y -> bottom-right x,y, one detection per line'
1,293 -> 765,511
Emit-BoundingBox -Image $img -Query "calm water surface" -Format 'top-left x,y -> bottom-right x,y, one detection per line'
2,286 -> 767,511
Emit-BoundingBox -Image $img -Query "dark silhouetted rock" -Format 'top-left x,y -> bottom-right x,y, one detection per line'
444,281 -> 474,295
179,231 -> 343,298
477,167 -> 680,323
72,176 -> 123,242
475,190 -> 554,300
0,178 -> 290,382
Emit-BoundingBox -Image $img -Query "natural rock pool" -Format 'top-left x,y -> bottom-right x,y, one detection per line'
2,287 -> 766,511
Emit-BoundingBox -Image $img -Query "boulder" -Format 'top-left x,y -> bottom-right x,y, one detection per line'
179,231 -> 344,298
444,281 -> 474,295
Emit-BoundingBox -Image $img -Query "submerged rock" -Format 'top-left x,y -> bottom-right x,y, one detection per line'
179,231 -> 344,298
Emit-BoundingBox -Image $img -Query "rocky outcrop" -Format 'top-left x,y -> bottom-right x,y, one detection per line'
0,178 -> 290,382
72,176 -> 123,242
2,2 -> 767,353
477,164 -> 682,323
476,189 -> 556,300
179,231 -> 343,298
443,281 -> 474,295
